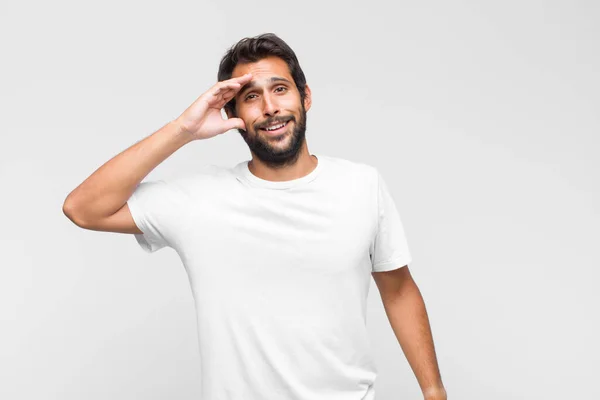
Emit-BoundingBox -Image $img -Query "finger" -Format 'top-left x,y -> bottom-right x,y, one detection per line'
212,82 -> 242,96
230,73 -> 252,83
220,87 -> 238,102
212,73 -> 252,95
222,117 -> 245,131
206,88 -> 237,109
219,73 -> 252,89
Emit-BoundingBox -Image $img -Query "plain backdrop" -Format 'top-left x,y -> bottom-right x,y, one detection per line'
1,0 -> 598,399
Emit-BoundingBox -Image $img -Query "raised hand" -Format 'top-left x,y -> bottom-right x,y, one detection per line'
174,73 -> 253,140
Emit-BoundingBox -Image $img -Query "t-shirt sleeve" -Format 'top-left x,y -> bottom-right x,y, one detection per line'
370,170 -> 413,272
126,179 -> 181,253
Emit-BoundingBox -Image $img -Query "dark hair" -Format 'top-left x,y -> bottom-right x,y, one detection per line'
217,33 -> 307,117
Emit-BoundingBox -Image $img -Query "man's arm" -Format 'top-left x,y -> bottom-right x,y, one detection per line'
62,73 -> 252,233
62,120 -> 192,231
372,266 -> 447,400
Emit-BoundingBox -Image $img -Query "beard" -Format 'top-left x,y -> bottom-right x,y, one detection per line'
237,104 -> 307,168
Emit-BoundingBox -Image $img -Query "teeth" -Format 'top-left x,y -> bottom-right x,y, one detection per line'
264,121 -> 287,131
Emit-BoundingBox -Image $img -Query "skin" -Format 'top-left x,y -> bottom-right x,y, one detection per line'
225,56 -> 317,182
372,267 -> 447,399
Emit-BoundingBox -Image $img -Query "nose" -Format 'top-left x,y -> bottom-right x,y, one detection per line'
262,92 -> 280,117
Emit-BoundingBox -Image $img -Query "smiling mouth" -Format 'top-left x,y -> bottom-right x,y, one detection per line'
259,120 -> 290,134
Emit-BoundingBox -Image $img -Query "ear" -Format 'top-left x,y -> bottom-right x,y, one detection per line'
303,84 -> 312,112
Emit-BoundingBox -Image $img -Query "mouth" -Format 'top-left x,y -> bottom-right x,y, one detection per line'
259,119 -> 291,135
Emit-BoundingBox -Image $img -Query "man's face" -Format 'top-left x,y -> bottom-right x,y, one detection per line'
227,56 -> 312,166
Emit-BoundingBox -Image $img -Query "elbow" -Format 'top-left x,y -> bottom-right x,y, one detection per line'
62,196 -> 86,228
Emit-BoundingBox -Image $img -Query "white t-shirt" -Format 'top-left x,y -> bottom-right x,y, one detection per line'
126,153 -> 412,400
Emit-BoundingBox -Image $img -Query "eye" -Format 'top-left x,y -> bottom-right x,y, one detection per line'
244,86 -> 287,101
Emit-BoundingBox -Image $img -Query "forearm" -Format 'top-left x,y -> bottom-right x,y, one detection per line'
381,281 -> 446,399
63,119 -> 192,225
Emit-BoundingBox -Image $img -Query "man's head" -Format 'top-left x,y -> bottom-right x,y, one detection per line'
217,33 -> 312,167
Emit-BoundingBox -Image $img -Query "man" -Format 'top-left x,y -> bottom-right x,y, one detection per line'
63,33 -> 446,400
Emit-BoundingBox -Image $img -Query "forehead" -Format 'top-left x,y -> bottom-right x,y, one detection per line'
231,56 -> 292,80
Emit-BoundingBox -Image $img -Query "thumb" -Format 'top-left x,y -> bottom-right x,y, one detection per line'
223,117 -> 245,132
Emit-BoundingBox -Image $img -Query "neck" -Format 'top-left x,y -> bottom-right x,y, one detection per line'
248,148 -> 318,182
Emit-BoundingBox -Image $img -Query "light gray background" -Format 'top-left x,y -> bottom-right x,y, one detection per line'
1,0 -> 598,399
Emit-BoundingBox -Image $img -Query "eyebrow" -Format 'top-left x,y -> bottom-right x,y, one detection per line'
239,76 -> 292,97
